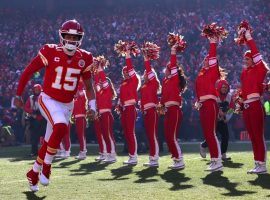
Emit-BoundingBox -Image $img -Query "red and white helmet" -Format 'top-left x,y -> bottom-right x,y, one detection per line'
59,19 -> 84,52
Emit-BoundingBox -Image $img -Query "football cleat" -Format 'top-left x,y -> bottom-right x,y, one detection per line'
39,163 -> 51,186
26,169 -> 39,192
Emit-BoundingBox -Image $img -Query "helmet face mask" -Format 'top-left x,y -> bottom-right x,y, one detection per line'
59,20 -> 84,55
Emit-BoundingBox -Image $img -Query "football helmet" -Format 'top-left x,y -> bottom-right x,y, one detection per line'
59,19 -> 84,53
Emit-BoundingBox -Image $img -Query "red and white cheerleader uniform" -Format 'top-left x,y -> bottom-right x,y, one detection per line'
195,41 -> 222,171
241,38 -> 269,174
119,57 -> 139,165
160,53 -> 184,169
140,60 -> 159,166
94,70 -> 117,163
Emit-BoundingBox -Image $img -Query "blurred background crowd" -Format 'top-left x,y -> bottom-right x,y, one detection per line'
0,0 -> 269,150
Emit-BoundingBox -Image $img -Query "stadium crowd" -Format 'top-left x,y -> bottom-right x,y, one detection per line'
0,0 -> 270,147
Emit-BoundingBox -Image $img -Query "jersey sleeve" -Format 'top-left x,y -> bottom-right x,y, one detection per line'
16,55 -> 45,96
82,53 -> 93,80
208,43 -> 217,68
144,60 -> 156,80
38,44 -> 53,67
247,39 -> 269,77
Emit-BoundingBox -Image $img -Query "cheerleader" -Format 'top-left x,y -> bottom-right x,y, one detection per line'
140,55 -> 161,167
160,44 -> 187,169
239,29 -> 269,174
119,50 -> 140,165
93,117 -> 107,161
73,80 -> 88,160
94,64 -> 117,163
195,35 -> 225,172
200,79 -> 234,161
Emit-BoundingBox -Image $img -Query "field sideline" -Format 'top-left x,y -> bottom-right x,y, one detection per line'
0,143 -> 269,200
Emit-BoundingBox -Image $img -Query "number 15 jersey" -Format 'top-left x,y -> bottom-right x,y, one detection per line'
16,44 -> 93,103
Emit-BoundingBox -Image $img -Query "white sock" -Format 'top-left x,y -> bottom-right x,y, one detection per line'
32,162 -> 42,173
44,153 -> 55,164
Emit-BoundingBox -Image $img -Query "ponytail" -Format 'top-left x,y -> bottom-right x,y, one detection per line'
177,64 -> 187,93
106,77 -> 117,100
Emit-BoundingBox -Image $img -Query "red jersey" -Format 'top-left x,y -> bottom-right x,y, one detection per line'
73,81 -> 87,117
140,60 -> 159,110
119,58 -> 138,105
195,43 -> 220,101
16,44 -> 93,103
160,54 -> 182,105
94,71 -> 113,110
241,39 -> 269,100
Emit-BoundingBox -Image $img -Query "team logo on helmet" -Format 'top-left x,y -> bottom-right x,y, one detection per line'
78,59 -> 85,68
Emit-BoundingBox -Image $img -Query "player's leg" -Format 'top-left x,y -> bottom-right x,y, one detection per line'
123,105 -> 138,165
75,117 -> 87,159
143,108 -> 159,167
200,100 -> 222,172
218,121 -> 230,161
38,94 -> 73,186
93,118 -> 107,161
100,112 -> 117,163
247,102 -> 267,174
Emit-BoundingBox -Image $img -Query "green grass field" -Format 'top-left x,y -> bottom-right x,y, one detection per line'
0,143 -> 270,200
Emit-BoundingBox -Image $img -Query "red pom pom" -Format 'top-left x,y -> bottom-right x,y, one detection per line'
167,33 -> 187,52
234,20 -> 253,45
141,42 -> 160,60
89,55 -> 110,73
201,23 -> 228,41
114,40 -> 140,57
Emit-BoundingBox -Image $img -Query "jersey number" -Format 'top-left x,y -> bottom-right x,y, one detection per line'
52,66 -> 81,91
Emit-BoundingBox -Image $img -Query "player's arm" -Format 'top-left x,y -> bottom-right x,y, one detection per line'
83,78 -> 96,113
208,37 -> 218,68
15,56 -> 44,108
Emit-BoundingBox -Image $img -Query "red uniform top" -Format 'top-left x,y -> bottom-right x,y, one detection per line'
119,58 -> 138,105
160,54 -> 182,105
241,39 -> 269,100
73,81 -> 87,117
140,60 -> 159,110
16,44 -> 93,103
94,70 -> 113,110
195,43 -> 220,101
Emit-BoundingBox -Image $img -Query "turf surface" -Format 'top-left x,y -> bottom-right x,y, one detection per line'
0,143 -> 269,200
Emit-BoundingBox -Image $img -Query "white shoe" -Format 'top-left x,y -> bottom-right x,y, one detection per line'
200,145 -> 207,158
102,153 -> 117,164
221,153 -> 231,161
143,158 -> 159,167
55,149 -> 64,158
58,151 -> 70,159
95,153 -> 106,162
123,155 -> 138,165
247,162 -> 267,174
205,160 -> 223,172
30,185 -> 39,192
39,172 -> 49,186
75,151 -> 87,160
169,159 -> 185,170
